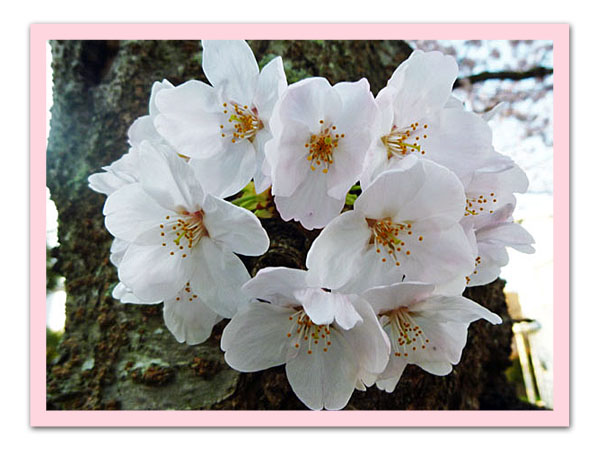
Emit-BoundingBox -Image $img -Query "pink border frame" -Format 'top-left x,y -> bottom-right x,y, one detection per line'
30,23 -> 569,427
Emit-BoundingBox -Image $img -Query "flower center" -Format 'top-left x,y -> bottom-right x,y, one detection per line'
158,210 -> 208,258
381,122 -> 428,159
305,120 -> 345,174
383,308 -> 432,357
286,310 -> 333,354
366,217 -> 424,266
220,102 -> 263,143
464,192 -> 497,216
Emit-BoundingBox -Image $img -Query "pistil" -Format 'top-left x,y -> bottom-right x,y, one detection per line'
220,102 -> 263,143
367,217 -> 424,266
305,120 -> 345,174
381,122 -> 428,159
159,210 -> 208,258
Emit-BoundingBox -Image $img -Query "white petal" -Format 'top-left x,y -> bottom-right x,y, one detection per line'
188,140 -> 255,198
305,210 -> 372,290
163,295 -> 221,345
411,295 -> 502,325
89,150 -> 141,196
202,195 -> 269,256
395,224 -> 475,285
253,56 -> 287,119
477,222 -> 535,254
222,301 -> 296,372
109,238 -> 129,267
294,288 -> 336,325
153,80 -> 223,159
112,282 -> 162,305
471,161 -> 529,195
242,267 -> 307,307
444,95 -> 464,109
269,120 -> 313,197
343,298 -> 390,375
404,316 -> 469,368
391,160 -> 466,228
375,372 -> 404,393
252,129 -> 273,194
337,245 -> 406,294
128,115 -> 163,148
295,289 -> 363,330
421,108 -> 496,184
202,40 -> 259,106
326,79 -> 377,199
361,282 -> 436,315
418,361 -> 453,376
118,243 -> 194,302
135,142 -> 205,212
148,79 -> 174,117
285,327 -> 358,410
359,138 -> 390,189
190,238 -> 251,318
274,173 -> 345,230
388,50 -> 458,125
276,77 -> 342,133
88,171 -> 128,197
353,163 -> 426,220
103,183 -> 170,243
433,275 -> 468,297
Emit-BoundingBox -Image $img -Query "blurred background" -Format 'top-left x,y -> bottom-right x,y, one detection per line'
45,39 -> 554,408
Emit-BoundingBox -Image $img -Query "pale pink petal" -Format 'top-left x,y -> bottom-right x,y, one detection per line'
361,282 -> 435,315
190,238 -> 251,318
343,298 -> 390,375
388,50 -> 458,125
305,210 -> 372,290
163,295 -> 221,345
253,56 -> 287,119
137,143 -> 205,212
202,194 -> 269,256
154,80 -> 223,159
242,267 -> 306,307
222,302 -> 297,372
201,40 -> 259,106
188,139 -> 255,198
274,173 -> 346,230
285,328 -> 358,410
103,183 -> 170,243
118,243 -> 194,302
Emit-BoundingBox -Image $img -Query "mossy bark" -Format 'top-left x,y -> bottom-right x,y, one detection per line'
46,39 -> 531,411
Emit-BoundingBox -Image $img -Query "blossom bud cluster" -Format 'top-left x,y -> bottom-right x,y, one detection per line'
89,40 -> 535,410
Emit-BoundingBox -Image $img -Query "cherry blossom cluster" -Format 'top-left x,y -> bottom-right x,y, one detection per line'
89,40 -> 534,410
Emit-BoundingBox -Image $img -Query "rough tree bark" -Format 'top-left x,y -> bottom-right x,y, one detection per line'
46,40 -> 533,411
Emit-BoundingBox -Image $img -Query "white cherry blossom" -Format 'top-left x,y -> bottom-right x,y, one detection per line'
221,267 -> 390,410
360,281 -> 501,393
265,77 -> 378,230
306,159 -> 475,293
102,142 -> 270,318
361,50 -> 498,189
154,40 -> 287,196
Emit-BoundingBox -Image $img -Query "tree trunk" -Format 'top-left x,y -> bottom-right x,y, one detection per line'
46,39 -> 532,410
